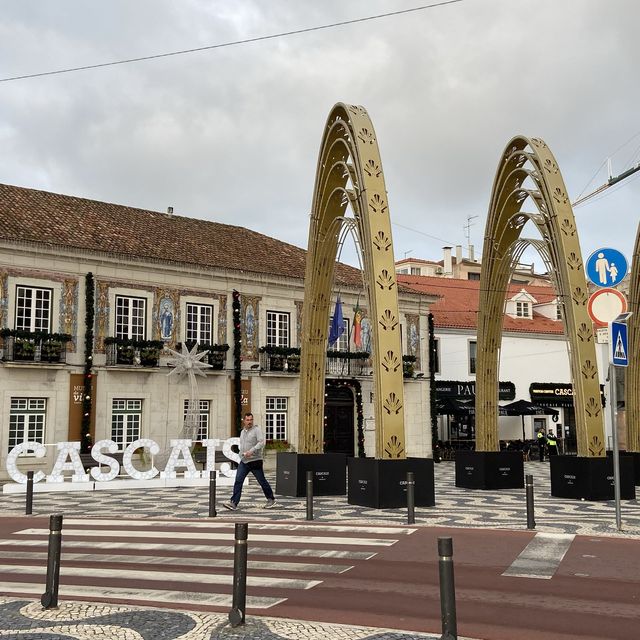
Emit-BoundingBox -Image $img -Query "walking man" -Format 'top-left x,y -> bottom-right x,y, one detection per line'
223,412 -> 276,510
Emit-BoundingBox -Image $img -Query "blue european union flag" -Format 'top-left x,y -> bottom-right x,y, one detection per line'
328,297 -> 344,347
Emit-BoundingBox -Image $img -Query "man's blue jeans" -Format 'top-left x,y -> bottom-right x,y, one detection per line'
231,460 -> 274,505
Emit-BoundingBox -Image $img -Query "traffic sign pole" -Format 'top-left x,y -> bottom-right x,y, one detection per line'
608,363 -> 622,532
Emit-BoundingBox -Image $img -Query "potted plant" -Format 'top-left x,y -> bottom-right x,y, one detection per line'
403,355 -> 417,378
117,344 -> 136,365
41,340 -> 63,362
14,338 -> 36,361
140,346 -> 160,367
286,353 -> 300,373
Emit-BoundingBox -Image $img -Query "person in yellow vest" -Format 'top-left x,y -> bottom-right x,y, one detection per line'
546,430 -> 558,456
537,429 -> 546,461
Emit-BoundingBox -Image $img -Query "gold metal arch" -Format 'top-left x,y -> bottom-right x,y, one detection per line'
476,136 -> 605,457
624,227 -> 640,452
298,103 -> 405,459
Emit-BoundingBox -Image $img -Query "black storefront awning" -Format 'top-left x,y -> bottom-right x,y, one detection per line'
529,382 -> 606,408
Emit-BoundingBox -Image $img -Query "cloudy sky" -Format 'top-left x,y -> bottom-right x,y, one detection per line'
1,0 -> 639,272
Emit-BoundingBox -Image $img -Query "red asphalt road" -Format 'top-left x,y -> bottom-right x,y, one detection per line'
0,516 -> 639,640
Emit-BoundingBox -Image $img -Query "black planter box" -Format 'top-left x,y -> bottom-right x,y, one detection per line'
275,452 -> 346,497
347,457 -> 435,508
551,455 -> 636,500
609,451 -> 640,486
455,451 -> 524,490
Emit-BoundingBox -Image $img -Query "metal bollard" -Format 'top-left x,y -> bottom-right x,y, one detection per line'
208,470 -> 217,518
41,514 -> 63,609
438,536 -> 457,640
306,470 -> 314,521
228,522 -> 248,627
406,471 -> 415,525
525,474 -> 536,530
25,470 -> 34,516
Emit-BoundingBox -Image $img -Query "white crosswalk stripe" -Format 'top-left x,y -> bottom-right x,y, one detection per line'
0,517 -> 409,611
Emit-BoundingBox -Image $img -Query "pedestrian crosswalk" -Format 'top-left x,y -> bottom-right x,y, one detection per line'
0,518 -> 415,611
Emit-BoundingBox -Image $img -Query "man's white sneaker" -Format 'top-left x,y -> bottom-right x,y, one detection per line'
222,502 -> 237,511
263,499 -> 277,509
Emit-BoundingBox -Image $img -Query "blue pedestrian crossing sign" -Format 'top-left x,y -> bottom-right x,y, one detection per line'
586,247 -> 628,288
610,321 -> 629,367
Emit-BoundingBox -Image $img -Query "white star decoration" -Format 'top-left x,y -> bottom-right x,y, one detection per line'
165,343 -> 211,443
165,342 -> 210,381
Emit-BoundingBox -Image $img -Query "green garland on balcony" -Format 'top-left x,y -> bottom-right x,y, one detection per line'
232,290 -> 242,436
81,272 -> 95,453
428,313 -> 438,455
324,378 -> 365,457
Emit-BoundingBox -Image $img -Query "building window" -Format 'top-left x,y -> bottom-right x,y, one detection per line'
328,317 -> 350,351
115,296 -> 146,340
397,268 -> 409,275
265,397 -> 287,440
183,399 -> 210,440
266,311 -> 289,347
186,303 -> 213,343
15,286 -> 52,332
516,301 -> 531,318
468,341 -> 477,375
432,338 -> 440,374
111,399 -> 142,449
467,272 -> 481,281
8,398 -> 46,452
410,267 -> 421,276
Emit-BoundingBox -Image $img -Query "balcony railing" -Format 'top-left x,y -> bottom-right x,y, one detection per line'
105,338 -> 164,367
0,331 -> 71,364
258,347 -> 372,376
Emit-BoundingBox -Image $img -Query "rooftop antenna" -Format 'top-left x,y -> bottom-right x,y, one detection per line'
464,215 -> 478,247
403,250 -> 413,259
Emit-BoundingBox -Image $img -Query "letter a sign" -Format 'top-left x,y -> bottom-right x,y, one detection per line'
610,320 -> 629,367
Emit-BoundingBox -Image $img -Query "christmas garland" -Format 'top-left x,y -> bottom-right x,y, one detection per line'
81,273 -> 95,453
428,313 -> 438,453
324,378 -> 365,457
232,290 -> 242,436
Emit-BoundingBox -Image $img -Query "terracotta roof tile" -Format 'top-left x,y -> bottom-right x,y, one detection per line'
0,183 -> 368,287
398,274 -> 564,335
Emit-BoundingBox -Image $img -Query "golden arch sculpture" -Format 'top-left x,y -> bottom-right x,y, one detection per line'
476,136 -> 606,457
298,103 -> 406,459
624,227 -> 640,453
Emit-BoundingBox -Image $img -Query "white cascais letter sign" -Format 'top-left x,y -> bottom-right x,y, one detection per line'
4,436 -> 244,493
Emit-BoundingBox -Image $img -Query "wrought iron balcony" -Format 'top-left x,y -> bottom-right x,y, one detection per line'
105,338 -> 164,367
0,331 -> 71,364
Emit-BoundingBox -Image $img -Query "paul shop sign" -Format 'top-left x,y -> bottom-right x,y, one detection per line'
4,438 -> 241,492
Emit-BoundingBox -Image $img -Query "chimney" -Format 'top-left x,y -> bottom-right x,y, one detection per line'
443,246 -> 453,275
455,244 -> 463,264
468,244 -> 475,262
167,206 -> 174,217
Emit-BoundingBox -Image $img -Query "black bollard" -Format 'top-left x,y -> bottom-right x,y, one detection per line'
438,536 -> 457,640
41,514 -> 63,609
25,470 -> 34,516
306,470 -> 314,521
208,470 -> 217,518
228,522 -> 248,627
525,474 -> 536,530
406,471 -> 415,525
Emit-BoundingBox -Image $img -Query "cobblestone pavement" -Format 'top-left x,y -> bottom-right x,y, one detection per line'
0,598 -> 460,639
1,461 -> 639,538
0,461 -> 638,639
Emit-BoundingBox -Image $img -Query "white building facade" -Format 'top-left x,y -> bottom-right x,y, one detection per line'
0,184 -> 435,481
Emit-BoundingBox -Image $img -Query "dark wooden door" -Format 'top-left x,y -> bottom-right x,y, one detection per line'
324,384 -> 355,457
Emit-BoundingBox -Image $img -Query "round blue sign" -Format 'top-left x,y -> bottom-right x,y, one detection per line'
586,247 -> 628,288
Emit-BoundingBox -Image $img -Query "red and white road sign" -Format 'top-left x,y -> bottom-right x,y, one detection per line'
587,288 -> 628,327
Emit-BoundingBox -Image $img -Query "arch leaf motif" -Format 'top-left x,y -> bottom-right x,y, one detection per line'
625,227 -> 640,452
298,103 -> 405,458
476,136 -> 605,457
